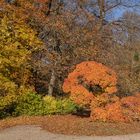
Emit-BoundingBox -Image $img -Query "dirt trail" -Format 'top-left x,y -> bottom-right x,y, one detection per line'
0,125 -> 140,140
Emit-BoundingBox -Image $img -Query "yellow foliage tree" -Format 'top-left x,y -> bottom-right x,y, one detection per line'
0,4 -> 43,112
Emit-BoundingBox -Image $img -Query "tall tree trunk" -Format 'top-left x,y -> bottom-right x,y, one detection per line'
48,37 -> 61,96
48,69 -> 56,96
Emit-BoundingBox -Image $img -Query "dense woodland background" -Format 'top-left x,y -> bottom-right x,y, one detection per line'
0,0 -> 140,119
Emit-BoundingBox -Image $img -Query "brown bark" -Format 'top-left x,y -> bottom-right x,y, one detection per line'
98,0 -> 105,27
48,69 -> 56,96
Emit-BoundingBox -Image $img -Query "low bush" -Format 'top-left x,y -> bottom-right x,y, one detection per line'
43,96 -> 77,115
90,93 -> 140,122
14,93 -> 45,116
13,93 -> 78,117
0,87 -> 34,119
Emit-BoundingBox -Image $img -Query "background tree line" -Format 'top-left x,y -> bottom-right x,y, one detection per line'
0,0 -> 140,102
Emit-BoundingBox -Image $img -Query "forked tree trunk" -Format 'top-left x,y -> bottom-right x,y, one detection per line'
48,69 -> 56,96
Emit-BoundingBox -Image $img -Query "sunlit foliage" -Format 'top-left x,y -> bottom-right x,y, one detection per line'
0,3 -> 42,112
63,61 -> 117,106
90,93 -> 140,122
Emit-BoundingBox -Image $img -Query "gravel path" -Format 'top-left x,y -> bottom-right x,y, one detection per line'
0,125 -> 140,140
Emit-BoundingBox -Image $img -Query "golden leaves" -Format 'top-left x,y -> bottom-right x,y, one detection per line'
0,4 -> 43,110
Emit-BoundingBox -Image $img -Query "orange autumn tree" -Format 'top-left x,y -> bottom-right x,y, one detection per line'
63,61 -> 140,122
63,61 -> 118,106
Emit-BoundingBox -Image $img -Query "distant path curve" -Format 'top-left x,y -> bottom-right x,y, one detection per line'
0,125 -> 140,140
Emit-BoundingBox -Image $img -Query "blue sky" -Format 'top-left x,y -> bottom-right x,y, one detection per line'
63,0 -> 140,21
107,0 -> 140,20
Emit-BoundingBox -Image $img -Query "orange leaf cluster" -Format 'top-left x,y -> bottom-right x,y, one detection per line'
63,61 -> 140,122
63,61 -> 117,106
90,96 -> 128,122
90,93 -> 140,122
120,93 -> 140,121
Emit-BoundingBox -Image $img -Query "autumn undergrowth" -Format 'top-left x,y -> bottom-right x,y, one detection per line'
0,92 -> 78,119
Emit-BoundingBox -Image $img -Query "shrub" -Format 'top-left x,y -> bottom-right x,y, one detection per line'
0,87 -> 34,118
14,93 -> 77,117
120,93 -> 140,121
14,93 -> 45,116
43,96 -> 77,115
90,99 -> 129,122
90,93 -> 140,122
63,61 -> 117,106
